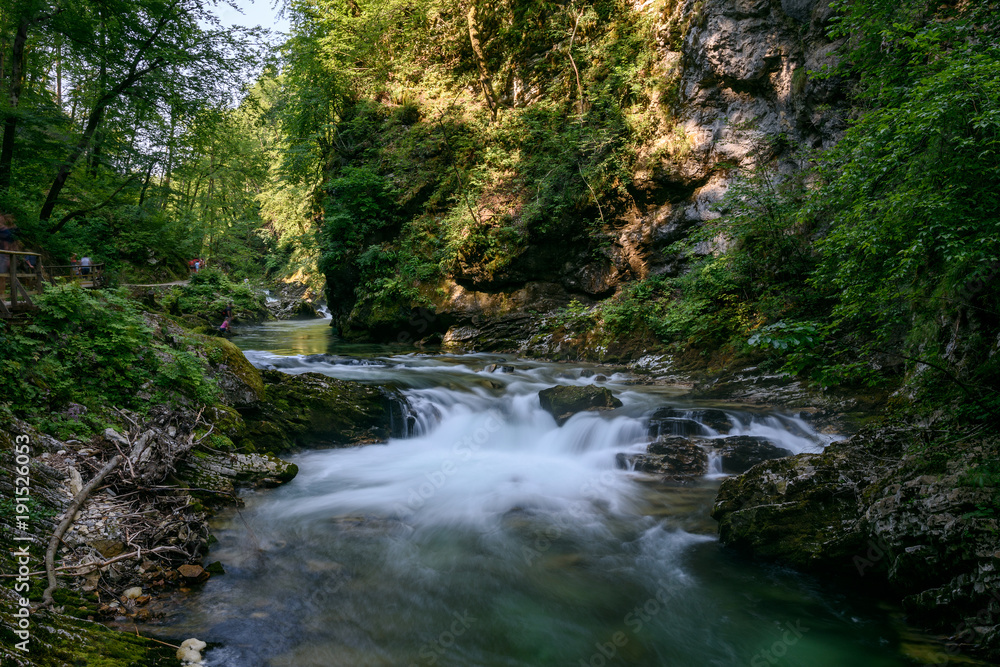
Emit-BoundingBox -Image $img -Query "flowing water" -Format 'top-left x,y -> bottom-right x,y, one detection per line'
150,320 -> 933,666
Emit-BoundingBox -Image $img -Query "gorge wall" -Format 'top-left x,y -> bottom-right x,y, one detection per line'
320,0 -> 846,351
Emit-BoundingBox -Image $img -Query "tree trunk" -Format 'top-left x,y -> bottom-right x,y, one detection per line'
0,18 -> 29,192
467,5 -> 498,122
40,103 -> 109,225
138,160 -> 156,206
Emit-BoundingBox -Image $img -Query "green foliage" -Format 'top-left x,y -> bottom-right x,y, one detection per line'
0,284 -> 217,421
160,268 -> 267,324
747,321 -> 820,351
550,299 -> 596,330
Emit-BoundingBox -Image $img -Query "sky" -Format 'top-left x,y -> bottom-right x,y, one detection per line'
212,0 -> 290,34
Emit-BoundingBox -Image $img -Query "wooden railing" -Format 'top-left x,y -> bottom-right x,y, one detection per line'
0,250 -> 47,317
47,263 -> 105,287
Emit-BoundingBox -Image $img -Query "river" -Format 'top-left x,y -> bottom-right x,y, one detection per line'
150,319 -> 932,666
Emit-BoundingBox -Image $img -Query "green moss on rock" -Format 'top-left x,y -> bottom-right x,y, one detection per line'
242,370 -> 404,452
200,336 -> 265,407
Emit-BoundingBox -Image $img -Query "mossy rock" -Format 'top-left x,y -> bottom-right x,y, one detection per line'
0,600 -> 175,666
711,437 -> 898,575
204,404 -> 247,443
242,371 -> 405,452
199,336 -> 265,407
177,451 -> 298,494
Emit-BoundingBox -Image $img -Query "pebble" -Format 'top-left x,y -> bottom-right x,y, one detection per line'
123,587 -> 143,600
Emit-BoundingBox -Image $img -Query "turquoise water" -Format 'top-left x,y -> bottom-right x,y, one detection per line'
149,320 -> 937,666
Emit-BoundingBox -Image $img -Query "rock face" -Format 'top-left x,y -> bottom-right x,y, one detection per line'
265,280 -> 325,320
323,0 -> 846,350
537,385 -> 623,425
712,429 -> 1000,662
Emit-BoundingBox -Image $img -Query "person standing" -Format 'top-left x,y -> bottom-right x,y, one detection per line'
79,255 -> 92,276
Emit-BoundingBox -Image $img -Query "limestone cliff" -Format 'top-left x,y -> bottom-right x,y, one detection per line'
405,0 -> 847,351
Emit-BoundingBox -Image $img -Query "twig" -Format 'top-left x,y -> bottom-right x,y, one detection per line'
3,546 -> 185,579
133,625 -> 181,650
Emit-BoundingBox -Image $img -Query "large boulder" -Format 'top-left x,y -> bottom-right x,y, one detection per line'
711,438 -> 874,574
242,371 -> 408,451
538,385 -> 623,425
711,429 -> 1000,660
713,435 -> 792,473
203,336 -> 265,407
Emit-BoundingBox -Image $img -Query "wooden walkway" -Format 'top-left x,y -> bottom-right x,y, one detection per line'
0,251 -> 104,318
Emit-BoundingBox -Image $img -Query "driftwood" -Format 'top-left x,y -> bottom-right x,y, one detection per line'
5,545 -> 184,579
42,443 -> 128,607
40,414 -> 198,607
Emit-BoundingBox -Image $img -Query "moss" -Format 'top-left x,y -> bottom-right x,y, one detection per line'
203,338 -> 264,395
241,371 -> 400,452
0,604 -> 175,666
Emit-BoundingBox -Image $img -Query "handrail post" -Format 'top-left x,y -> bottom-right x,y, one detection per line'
9,253 -> 16,310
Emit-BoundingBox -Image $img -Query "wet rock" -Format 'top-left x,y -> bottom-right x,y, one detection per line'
649,407 -> 734,434
179,451 -> 298,494
618,436 -> 709,478
711,427 -> 1000,660
243,371 -> 409,450
648,414 -> 708,438
538,385 -> 623,425
177,564 -> 209,583
205,561 -> 226,575
711,438 -> 874,573
712,435 -> 792,473
177,638 -> 207,665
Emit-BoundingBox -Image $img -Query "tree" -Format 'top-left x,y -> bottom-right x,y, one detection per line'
30,0 -> 263,228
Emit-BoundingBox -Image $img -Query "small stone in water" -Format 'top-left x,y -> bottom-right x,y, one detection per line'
123,587 -> 143,600
177,637 -> 206,665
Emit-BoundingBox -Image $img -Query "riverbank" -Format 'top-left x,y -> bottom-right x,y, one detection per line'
0,312 -> 405,665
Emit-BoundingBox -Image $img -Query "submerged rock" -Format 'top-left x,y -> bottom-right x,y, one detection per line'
649,407 -> 734,434
537,385 -> 623,425
617,436 -> 710,478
